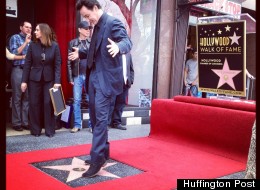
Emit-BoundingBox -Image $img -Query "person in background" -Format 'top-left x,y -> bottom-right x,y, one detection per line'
68,0 -> 132,178
246,69 -> 255,80
6,48 -> 26,60
6,48 -> 26,91
109,52 -> 134,130
183,48 -> 198,97
21,23 -> 62,138
9,21 -> 32,131
67,21 -> 92,133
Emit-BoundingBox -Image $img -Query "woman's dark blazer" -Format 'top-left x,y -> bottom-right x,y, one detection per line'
22,41 -> 62,84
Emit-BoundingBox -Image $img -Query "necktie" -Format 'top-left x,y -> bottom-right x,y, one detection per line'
87,25 -> 99,69
122,54 -> 127,84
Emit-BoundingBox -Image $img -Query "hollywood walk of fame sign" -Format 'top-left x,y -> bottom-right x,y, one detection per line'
197,21 -> 246,96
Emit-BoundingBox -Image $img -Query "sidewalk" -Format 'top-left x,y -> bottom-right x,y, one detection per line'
6,124 -> 150,153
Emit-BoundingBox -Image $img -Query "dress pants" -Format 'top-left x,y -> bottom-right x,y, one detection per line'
11,67 -> 29,127
88,69 -> 111,163
109,84 -> 129,126
28,79 -> 55,136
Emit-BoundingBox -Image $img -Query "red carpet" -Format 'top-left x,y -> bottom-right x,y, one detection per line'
150,99 -> 255,163
7,97 -> 254,190
7,138 -> 246,190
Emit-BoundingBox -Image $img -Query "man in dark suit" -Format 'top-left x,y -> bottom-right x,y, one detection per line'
68,0 -> 132,178
109,52 -> 134,130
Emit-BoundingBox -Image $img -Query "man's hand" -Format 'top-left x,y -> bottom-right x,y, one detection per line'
21,83 -> 27,92
25,34 -> 31,44
68,47 -> 79,61
107,38 -> 119,57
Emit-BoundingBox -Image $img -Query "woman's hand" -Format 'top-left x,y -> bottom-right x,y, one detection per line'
53,84 -> 61,89
21,83 -> 27,92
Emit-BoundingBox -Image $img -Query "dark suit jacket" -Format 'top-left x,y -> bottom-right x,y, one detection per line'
80,13 -> 132,97
22,41 -> 62,84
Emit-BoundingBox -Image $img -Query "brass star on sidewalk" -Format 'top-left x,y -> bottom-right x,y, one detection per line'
42,157 -> 120,182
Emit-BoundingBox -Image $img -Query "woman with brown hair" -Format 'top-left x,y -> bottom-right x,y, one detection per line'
21,23 -> 62,137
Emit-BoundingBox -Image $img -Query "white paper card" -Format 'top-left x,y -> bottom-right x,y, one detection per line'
61,105 -> 71,122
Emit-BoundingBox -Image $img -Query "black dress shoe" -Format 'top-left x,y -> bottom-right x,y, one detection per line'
85,159 -> 107,166
13,126 -> 23,131
85,159 -> 92,165
55,126 -> 62,130
46,134 -> 54,138
32,134 -> 40,137
82,161 -> 105,178
113,124 -> 127,130
22,125 -> 30,130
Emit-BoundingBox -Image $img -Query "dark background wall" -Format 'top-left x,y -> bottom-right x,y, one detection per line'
6,0 -> 35,45
6,0 -> 77,100
5,1 -> 256,101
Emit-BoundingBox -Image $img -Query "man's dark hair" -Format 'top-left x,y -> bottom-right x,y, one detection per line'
76,0 -> 101,11
191,48 -> 197,54
20,21 -> 31,27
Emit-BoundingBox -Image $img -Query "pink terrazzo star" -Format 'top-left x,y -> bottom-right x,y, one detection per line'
42,157 -> 120,182
211,58 -> 242,90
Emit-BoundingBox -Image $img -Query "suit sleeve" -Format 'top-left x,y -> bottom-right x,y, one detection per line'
21,44 -> 32,83
54,43 -> 62,84
67,41 -> 73,82
111,19 -> 132,54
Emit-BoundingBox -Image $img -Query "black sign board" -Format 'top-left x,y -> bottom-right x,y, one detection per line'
197,21 -> 246,96
49,86 -> 66,115
178,0 -> 214,6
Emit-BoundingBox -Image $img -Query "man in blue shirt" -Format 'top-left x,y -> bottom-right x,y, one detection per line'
9,21 -> 32,131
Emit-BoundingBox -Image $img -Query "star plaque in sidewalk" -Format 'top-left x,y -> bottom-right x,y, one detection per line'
31,155 -> 143,187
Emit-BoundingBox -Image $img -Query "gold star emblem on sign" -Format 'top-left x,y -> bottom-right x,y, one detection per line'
42,157 -> 120,182
225,25 -> 231,31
